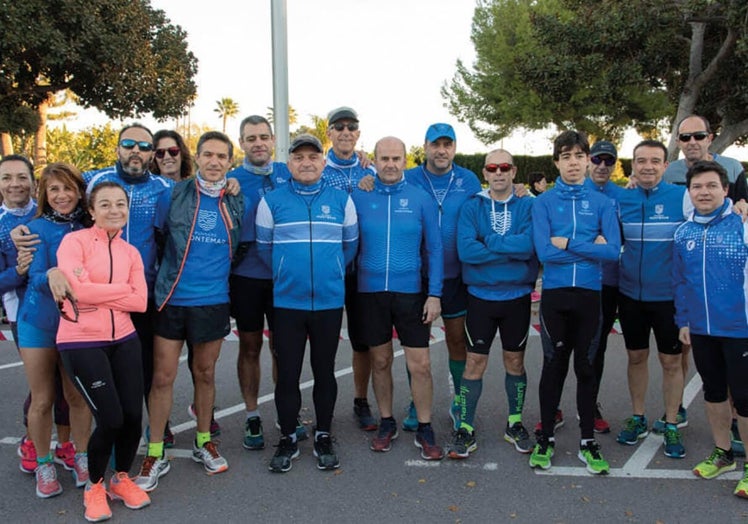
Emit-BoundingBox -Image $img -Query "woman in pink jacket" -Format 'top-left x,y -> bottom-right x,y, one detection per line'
55,181 -> 149,523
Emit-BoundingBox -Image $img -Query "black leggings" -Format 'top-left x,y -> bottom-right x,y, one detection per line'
273,308 -> 343,435
691,334 -> 748,417
592,285 -> 618,403
60,338 -> 143,482
538,288 -> 600,440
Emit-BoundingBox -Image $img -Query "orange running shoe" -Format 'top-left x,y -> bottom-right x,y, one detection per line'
109,472 -> 151,509
84,480 -> 112,522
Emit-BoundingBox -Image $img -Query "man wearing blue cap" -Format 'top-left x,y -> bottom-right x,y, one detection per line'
403,123 -> 482,432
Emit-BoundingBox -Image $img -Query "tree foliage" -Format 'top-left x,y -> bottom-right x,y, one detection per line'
214,98 -> 240,133
444,0 -> 748,154
0,0 -> 198,135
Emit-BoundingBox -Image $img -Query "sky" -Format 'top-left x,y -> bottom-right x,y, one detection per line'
60,0 -> 748,161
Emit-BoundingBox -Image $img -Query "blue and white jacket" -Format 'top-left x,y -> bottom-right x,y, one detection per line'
0,201 -> 37,321
228,161 -> 291,279
673,200 -> 748,337
584,178 -> 624,287
617,180 -> 691,301
405,164 -> 482,280
352,177 -> 443,296
84,163 -> 173,291
532,178 -> 620,291
457,191 -> 538,301
256,178 -> 358,310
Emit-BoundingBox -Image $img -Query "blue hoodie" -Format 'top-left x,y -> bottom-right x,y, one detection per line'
457,190 -> 538,301
532,178 -> 621,291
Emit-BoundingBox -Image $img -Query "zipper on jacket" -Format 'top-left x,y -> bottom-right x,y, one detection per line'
572,199 -> 577,287
385,194 -> 391,291
638,195 -> 646,301
307,201 -> 314,308
702,226 -> 710,333
108,235 -> 115,340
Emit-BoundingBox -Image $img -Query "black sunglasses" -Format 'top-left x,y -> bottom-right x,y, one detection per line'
331,122 -> 359,132
58,291 -> 97,323
484,163 -> 513,173
119,139 -> 154,151
590,156 -> 616,167
155,147 -> 181,159
678,132 -> 709,142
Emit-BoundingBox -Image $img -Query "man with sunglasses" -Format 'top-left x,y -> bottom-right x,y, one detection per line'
403,123 -> 482,432
664,115 -> 748,205
448,149 -> 538,460
322,106 -> 379,432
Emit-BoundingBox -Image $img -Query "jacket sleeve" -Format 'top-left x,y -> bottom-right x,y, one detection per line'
27,231 -> 53,295
0,249 -> 25,295
422,197 -> 443,296
532,197 -> 584,263
342,196 -> 359,267
484,200 -> 534,261
566,202 -> 621,262
255,197 -> 274,270
672,235 -> 688,329
102,248 -> 147,313
457,200 -> 510,265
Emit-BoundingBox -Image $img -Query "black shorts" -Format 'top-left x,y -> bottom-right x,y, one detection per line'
229,275 -> 274,332
691,334 -> 748,416
440,276 -> 468,319
345,272 -> 367,352
617,293 -> 681,355
358,292 -> 430,348
465,293 -> 531,355
155,303 -> 231,344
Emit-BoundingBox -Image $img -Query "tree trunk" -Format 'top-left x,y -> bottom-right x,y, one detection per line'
712,118 -> 748,154
0,133 -> 13,155
34,99 -> 49,167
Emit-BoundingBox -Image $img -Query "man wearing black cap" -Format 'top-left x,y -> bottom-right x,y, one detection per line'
322,106 -> 379,432
403,123 -> 482,432
256,134 -> 359,473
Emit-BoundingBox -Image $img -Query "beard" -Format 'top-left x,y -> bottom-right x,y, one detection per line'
122,155 -> 147,177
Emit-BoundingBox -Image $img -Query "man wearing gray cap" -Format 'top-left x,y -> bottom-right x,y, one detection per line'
322,106 -> 379,432
256,134 -> 359,473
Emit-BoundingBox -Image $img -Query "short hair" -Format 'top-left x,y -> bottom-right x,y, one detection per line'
553,130 -> 589,161
151,129 -> 193,180
35,163 -> 89,223
486,148 -> 514,164
677,114 -> 711,134
88,181 -> 129,208
632,139 -> 668,161
686,160 -> 729,189
528,171 -> 547,186
118,123 -> 153,142
0,154 -> 34,176
239,115 -> 274,138
196,131 -> 233,159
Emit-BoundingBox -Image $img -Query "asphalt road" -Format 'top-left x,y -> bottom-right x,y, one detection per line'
1,313 -> 747,523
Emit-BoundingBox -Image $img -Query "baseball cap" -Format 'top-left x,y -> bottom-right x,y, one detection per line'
289,134 -> 323,153
590,140 -> 617,158
327,106 -> 359,124
425,123 -> 456,143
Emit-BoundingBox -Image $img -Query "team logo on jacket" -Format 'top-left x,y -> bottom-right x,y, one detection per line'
655,204 -> 664,215
198,210 -> 218,231
456,178 -> 463,188
581,201 -> 589,210
321,205 -> 331,215
686,239 -> 696,251
400,199 -> 409,208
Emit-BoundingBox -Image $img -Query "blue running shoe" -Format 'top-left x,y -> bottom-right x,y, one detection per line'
652,406 -> 688,434
402,402 -> 418,432
449,398 -> 461,431
663,424 -> 686,459
617,415 -> 649,445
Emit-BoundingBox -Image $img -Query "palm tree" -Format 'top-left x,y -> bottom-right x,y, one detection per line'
265,105 -> 298,128
292,114 -> 331,152
214,97 -> 240,133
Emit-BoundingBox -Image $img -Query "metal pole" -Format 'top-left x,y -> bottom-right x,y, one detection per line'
271,0 -> 289,162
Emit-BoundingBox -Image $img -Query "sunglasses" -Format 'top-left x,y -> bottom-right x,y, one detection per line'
331,122 -> 359,132
590,156 -> 616,167
119,139 -> 154,151
678,132 -> 709,142
484,163 -> 513,173
155,147 -> 181,159
57,292 -> 97,323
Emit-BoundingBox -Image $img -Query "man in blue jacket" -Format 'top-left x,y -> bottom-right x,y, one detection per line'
256,134 -> 359,473
673,160 -> 748,497
530,131 -> 620,475
448,149 -> 538,460
353,136 -> 445,461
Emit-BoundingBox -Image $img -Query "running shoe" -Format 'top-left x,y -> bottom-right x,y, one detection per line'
109,472 -> 151,509
578,440 -> 610,475
617,415 -> 649,445
35,462 -> 63,498
243,416 -> 265,450
448,428 -> 477,459
449,398 -> 461,431
354,399 -> 378,431
72,452 -> 89,488
54,440 -> 76,470
663,424 -> 686,458
732,419 -> 745,458
371,418 -> 398,452
83,480 -> 111,522
415,425 -> 444,460
593,403 -> 611,434
192,441 -> 228,475
402,401 -> 418,432
133,455 -> 171,492
187,404 -> 221,437
534,409 -> 564,436
18,435 -> 37,474
269,436 -> 300,473
504,422 -> 533,454
735,464 -> 748,499
693,447 -> 736,479
652,406 -> 688,434
529,438 -> 555,470
313,433 -> 340,470
274,417 -> 309,441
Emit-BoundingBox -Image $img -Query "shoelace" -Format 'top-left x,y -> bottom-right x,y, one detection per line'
38,464 -> 56,482
584,442 -> 602,459
202,442 -> 220,458
454,430 -> 470,447
140,456 -> 156,475
512,424 -> 530,440
88,482 -> 107,504
624,417 -> 643,430
664,428 -> 681,444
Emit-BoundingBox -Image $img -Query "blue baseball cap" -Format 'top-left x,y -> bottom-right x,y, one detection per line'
425,123 -> 456,143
